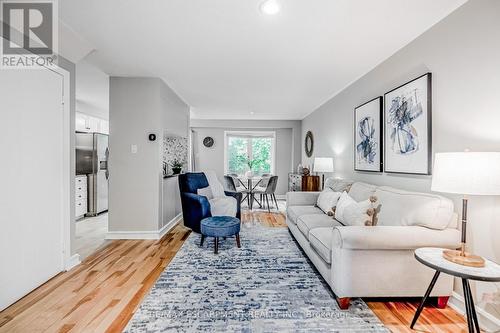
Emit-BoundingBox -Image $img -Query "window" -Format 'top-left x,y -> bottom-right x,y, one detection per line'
224,131 -> 275,176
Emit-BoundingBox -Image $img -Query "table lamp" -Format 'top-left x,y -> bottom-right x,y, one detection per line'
432,152 -> 500,267
313,157 -> 334,190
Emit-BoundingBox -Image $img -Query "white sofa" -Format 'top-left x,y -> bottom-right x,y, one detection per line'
286,179 -> 461,309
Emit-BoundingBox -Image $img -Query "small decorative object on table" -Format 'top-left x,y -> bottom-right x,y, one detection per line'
200,216 -> 241,254
296,163 -> 303,175
411,247 -> 500,333
432,152 -> 500,267
244,156 -> 261,178
170,159 -> 183,175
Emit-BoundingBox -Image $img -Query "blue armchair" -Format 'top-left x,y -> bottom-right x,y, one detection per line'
178,172 -> 242,233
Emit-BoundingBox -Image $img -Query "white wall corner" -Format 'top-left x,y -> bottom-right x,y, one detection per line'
106,214 -> 182,240
65,254 -> 81,271
449,291 -> 500,332
159,213 -> 183,239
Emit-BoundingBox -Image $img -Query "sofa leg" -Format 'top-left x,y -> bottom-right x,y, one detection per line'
336,297 -> 350,310
437,296 -> 450,309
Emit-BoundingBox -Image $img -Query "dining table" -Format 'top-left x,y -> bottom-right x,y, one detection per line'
237,175 -> 263,210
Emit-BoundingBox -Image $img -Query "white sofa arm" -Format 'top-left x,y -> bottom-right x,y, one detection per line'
286,191 -> 321,206
332,226 -> 461,250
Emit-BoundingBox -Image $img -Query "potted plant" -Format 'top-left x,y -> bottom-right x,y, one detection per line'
170,159 -> 183,175
244,156 -> 260,178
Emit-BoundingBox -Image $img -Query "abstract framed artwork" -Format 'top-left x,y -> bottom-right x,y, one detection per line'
354,96 -> 383,172
384,73 -> 432,175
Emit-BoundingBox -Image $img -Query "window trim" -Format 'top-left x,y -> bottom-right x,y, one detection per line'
224,131 -> 276,176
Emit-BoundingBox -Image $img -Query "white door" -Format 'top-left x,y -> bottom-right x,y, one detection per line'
0,68 -> 65,311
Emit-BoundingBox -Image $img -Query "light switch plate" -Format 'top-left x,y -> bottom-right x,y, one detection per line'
131,145 -> 138,154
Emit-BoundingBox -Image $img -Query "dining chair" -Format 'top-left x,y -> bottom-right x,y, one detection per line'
228,173 -> 247,190
253,176 -> 278,212
256,173 -> 271,202
225,174 -> 250,206
223,175 -> 237,191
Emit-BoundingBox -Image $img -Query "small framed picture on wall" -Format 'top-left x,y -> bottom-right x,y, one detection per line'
384,73 -> 432,175
354,96 -> 383,172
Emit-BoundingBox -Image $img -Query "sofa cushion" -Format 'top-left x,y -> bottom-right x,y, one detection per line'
375,186 -> 454,230
348,182 -> 377,202
286,206 -> 323,224
297,214 -> 340,239
309,227 -> 334,264
324,178 -> 353,193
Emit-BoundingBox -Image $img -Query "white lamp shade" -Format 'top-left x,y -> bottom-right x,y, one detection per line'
431,152 -> 500,195
313,157 -> 334,173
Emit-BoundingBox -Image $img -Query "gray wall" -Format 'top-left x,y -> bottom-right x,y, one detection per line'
191,119 -> 301,195
302,0 -> 500,321
109,77 -> 189,233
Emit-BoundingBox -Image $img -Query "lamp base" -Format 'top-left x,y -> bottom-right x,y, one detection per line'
442,249 -> 485,268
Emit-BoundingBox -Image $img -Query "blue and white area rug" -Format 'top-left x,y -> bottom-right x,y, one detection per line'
125,225 -> 388,332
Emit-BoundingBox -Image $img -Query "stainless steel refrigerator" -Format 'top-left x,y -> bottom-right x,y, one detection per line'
76,133 -> 109,216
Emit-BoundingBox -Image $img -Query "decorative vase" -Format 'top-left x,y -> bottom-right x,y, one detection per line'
172,167 -> 182,175
245,170 -> 254,178
297,163 -> 303,174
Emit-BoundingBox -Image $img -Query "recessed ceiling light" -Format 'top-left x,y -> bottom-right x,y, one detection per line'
260,0 -> 280,15
250,111 -> 255,115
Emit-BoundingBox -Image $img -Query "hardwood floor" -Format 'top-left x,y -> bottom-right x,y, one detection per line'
0,209 -> 471,332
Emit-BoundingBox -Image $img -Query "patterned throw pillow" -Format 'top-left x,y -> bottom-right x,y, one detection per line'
335,192 -> 378,226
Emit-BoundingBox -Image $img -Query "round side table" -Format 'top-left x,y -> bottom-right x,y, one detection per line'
412,247 -> 500,333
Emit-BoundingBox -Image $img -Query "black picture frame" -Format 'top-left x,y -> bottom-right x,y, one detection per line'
383,73 -> 432,175
354,96 -> 383,172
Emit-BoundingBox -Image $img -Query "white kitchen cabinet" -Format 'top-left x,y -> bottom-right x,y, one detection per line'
99,119 -> 109,134
75,113 -> 87,132
75,112 -> 109,134
75,175 -> 88,219
87,116 -> 100,132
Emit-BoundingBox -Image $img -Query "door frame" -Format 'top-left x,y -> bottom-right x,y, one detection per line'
52,64 -> 73,270
14,55 -> 73,271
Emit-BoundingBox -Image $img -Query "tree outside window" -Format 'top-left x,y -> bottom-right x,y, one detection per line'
226,133 -> 274,176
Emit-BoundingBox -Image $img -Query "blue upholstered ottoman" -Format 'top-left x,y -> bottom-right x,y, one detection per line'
200,216 -> 241,254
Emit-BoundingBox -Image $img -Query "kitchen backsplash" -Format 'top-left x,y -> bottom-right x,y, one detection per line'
163,134 -> 188,175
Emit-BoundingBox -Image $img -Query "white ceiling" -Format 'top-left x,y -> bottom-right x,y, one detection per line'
60,0 -> 467,120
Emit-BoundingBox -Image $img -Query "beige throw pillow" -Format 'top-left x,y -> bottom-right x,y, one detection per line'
316,188 -> 342,214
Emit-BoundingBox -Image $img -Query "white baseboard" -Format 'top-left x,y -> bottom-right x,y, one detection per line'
106,214 -> 182,240
65,254 -> 81,271
449,291 -> 500,332
158,213 -> 183,239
